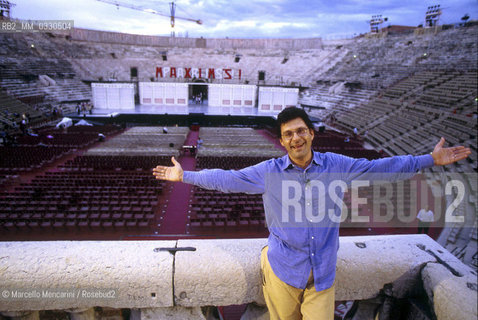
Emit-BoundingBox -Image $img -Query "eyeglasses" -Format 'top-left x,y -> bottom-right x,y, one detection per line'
281,127 -> 310,140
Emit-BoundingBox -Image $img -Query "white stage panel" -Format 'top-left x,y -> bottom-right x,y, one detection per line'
259,88 -> 272,111
120,86 -> 135,109
208,85 -> 221,106
92,85 -> 107,109
208,84 -> 256,108
92,83 -> 135,110
272,88 -> 284,111
139,82 -> 187,106
243,85 -> 255,106
284,88 -> 299,108
258,87 -> 298,113
141,85 -> 153,104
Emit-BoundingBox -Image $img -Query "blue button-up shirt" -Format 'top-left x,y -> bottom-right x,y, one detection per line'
183,151 -> 434,291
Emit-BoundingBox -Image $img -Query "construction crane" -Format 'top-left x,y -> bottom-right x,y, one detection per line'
96,0 -> 202,28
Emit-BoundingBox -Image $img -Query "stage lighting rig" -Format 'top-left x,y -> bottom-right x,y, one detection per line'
425,4 -> 442,27
369,15 -> 388,33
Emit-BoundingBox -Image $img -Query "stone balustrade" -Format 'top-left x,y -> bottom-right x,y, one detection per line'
0,235 -> 476,319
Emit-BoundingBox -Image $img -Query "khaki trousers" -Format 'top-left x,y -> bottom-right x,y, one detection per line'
260,246 -> 335,320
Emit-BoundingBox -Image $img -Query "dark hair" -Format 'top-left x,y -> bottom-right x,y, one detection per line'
276,107 -> 314,137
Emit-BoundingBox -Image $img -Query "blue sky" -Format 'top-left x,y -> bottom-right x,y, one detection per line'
10,0 -> 478,39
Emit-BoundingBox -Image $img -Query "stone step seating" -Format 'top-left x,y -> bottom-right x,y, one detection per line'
382,71 -> 445,99
0,79 -> 46,99
337,97 -> 399,132
441,115 -> 477,141
415,71 -> 477,110
299,84 -> 376,112
320,26 -> 477,90
1,57 -> 76,78
470,220 -> 478,241
333,68 -> 476,165
1,75 -> 91,105
447,223 -> 464,245
40,78 -> 92,102
0,89 -> 44,122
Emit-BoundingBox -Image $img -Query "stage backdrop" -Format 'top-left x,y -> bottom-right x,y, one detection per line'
139,82 -> 188,106
258,87 -> 298,113
92,83 -> 135,110
208,84 -> 256,107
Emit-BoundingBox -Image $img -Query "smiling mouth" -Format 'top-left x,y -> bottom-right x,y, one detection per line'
292,143 -> 305,150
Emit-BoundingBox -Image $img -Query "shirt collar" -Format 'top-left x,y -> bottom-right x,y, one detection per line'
280,151 -> 324,171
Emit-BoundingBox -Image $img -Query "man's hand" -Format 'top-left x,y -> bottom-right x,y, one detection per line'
431,137 -> 471,166
153,157 -> 184,182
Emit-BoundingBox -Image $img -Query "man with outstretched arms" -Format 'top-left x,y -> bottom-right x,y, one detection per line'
153,107 -> 470,320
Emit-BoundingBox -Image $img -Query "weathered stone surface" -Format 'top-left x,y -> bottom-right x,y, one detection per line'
422,263 -> 477,320
0,241 -> 175,311
335,234 -> 463,301
138,307 -> 206,320
0,235 -> 475,319
174,239 -> 267,306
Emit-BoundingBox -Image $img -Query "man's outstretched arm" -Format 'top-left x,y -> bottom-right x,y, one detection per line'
431,137 -> 471,165
153,157 -> 183,182
335,137 -> 472,184
152,156 -> 266,194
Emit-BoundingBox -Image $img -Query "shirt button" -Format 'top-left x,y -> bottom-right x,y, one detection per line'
307,202 -> 311,206
311,236 -> 314,240
311,253 -> 315,256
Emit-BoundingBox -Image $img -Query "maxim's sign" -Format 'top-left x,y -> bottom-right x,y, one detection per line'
155,67 -> 242,80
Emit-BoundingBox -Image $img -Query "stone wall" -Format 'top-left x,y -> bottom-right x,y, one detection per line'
66,28 -> 323,49
0,235 -> 476,319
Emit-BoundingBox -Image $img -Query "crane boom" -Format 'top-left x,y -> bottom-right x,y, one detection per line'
96,0 -> 202,27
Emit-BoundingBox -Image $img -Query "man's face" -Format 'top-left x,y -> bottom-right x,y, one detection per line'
279,117 -> 314,164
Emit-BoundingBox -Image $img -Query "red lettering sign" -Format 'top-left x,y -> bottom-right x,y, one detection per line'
224,69 -> 232,80
208,68 -> 215,79
156,67 -> 163,78
154,67 -> 243,80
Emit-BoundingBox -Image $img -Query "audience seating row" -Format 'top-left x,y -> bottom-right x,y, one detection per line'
0,146 -> 71,173
0,150 -> 167,233
60,155 -> 172,171
85,126 -> 188,157
197,127 -> 284,157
